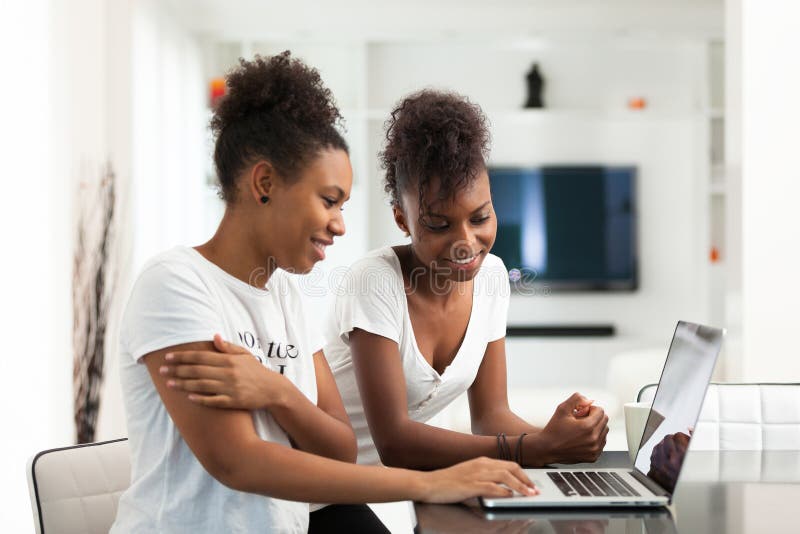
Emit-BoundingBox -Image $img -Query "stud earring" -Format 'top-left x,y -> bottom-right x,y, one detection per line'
260,195 -> 269,204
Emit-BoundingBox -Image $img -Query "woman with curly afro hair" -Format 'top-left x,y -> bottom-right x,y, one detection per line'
322,90 -> 609,471
112,54 -> 536,534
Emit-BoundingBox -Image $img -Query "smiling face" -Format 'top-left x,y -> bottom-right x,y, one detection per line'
255,148 -> 353,274
394,169 -> 497,283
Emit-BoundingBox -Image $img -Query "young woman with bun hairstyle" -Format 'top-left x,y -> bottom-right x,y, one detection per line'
317,89 -> 610,470
111,53 -> 536,534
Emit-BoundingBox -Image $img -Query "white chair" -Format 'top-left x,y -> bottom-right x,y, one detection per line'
637,383 -> 800,450
26,438 -> 131,534
27,438 -> 414,534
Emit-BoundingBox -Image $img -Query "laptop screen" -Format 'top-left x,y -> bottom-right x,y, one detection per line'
633,321 -> 724,494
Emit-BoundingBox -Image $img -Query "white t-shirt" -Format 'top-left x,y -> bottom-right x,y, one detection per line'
111,247 -> 321,534
324,247 -> 510,465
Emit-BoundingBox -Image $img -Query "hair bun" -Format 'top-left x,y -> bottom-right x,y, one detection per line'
209,51 -> 348,203
210,51 -> 341,137
381,89 -> 490,207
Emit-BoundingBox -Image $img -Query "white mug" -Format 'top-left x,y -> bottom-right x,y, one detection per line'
623,401 -> 651,464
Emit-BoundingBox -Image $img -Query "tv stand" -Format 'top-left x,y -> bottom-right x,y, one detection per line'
506,325 -> 615,337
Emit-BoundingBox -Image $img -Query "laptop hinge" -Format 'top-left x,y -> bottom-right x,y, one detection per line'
629,470 -> 671,500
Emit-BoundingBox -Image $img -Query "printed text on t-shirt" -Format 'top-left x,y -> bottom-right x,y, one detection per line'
237,330 -> 299,375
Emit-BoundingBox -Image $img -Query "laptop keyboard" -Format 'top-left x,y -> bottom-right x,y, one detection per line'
547,471 -> 640,497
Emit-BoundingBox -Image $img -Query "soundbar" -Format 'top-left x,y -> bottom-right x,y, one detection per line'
506,325 -> 615,337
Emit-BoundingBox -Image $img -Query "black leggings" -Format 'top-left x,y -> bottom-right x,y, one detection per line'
308,504 -> 391,534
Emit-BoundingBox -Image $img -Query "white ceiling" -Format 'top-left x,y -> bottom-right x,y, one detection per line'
164,0 -> 724,42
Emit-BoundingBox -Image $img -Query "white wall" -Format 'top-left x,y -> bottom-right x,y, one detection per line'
722,0 -> 743,379
739,0 -> 800,380
0,0 -> 104,530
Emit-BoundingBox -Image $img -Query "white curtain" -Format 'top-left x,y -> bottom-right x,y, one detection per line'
96,0 -> 219,441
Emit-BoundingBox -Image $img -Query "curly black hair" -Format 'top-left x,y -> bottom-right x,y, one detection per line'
210,51 -> 348,202
380,89 -> 490,213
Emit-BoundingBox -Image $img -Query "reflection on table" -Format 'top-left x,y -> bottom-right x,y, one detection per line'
416,502 -> 675,534
414,451 -> 800,534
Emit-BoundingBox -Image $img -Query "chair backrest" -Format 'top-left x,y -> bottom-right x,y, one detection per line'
27,438 -> 130,534
637,383 -> 800,450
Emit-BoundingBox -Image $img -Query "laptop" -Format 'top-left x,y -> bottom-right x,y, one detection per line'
482,320 -> 725,509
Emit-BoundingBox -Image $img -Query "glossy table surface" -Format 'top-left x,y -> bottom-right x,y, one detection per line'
414,450 -> 800,533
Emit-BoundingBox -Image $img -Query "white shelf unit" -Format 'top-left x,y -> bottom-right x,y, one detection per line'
706,41 -> 726,346
200,35 -> 722,388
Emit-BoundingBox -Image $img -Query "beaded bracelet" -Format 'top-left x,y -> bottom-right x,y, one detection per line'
497,432 -> 529,464
516,433 -> 528,466
496,433 -> 512,460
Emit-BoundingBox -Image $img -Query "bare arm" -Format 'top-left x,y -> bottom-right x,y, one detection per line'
162,337 -> 355,462
350,330 -> 609,468
468,339 -> 610,464
468,338 -> 540,436
350,328 -> 513,469
149,341 -> 538,502
267,350 -> 355,462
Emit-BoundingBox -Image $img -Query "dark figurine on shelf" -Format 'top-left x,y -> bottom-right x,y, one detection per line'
524,63 -> 544,108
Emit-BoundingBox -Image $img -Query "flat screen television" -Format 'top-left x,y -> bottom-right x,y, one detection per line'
488,165 -> 638,291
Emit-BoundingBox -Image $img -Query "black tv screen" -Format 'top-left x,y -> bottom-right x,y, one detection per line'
489,165 -> 637,291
